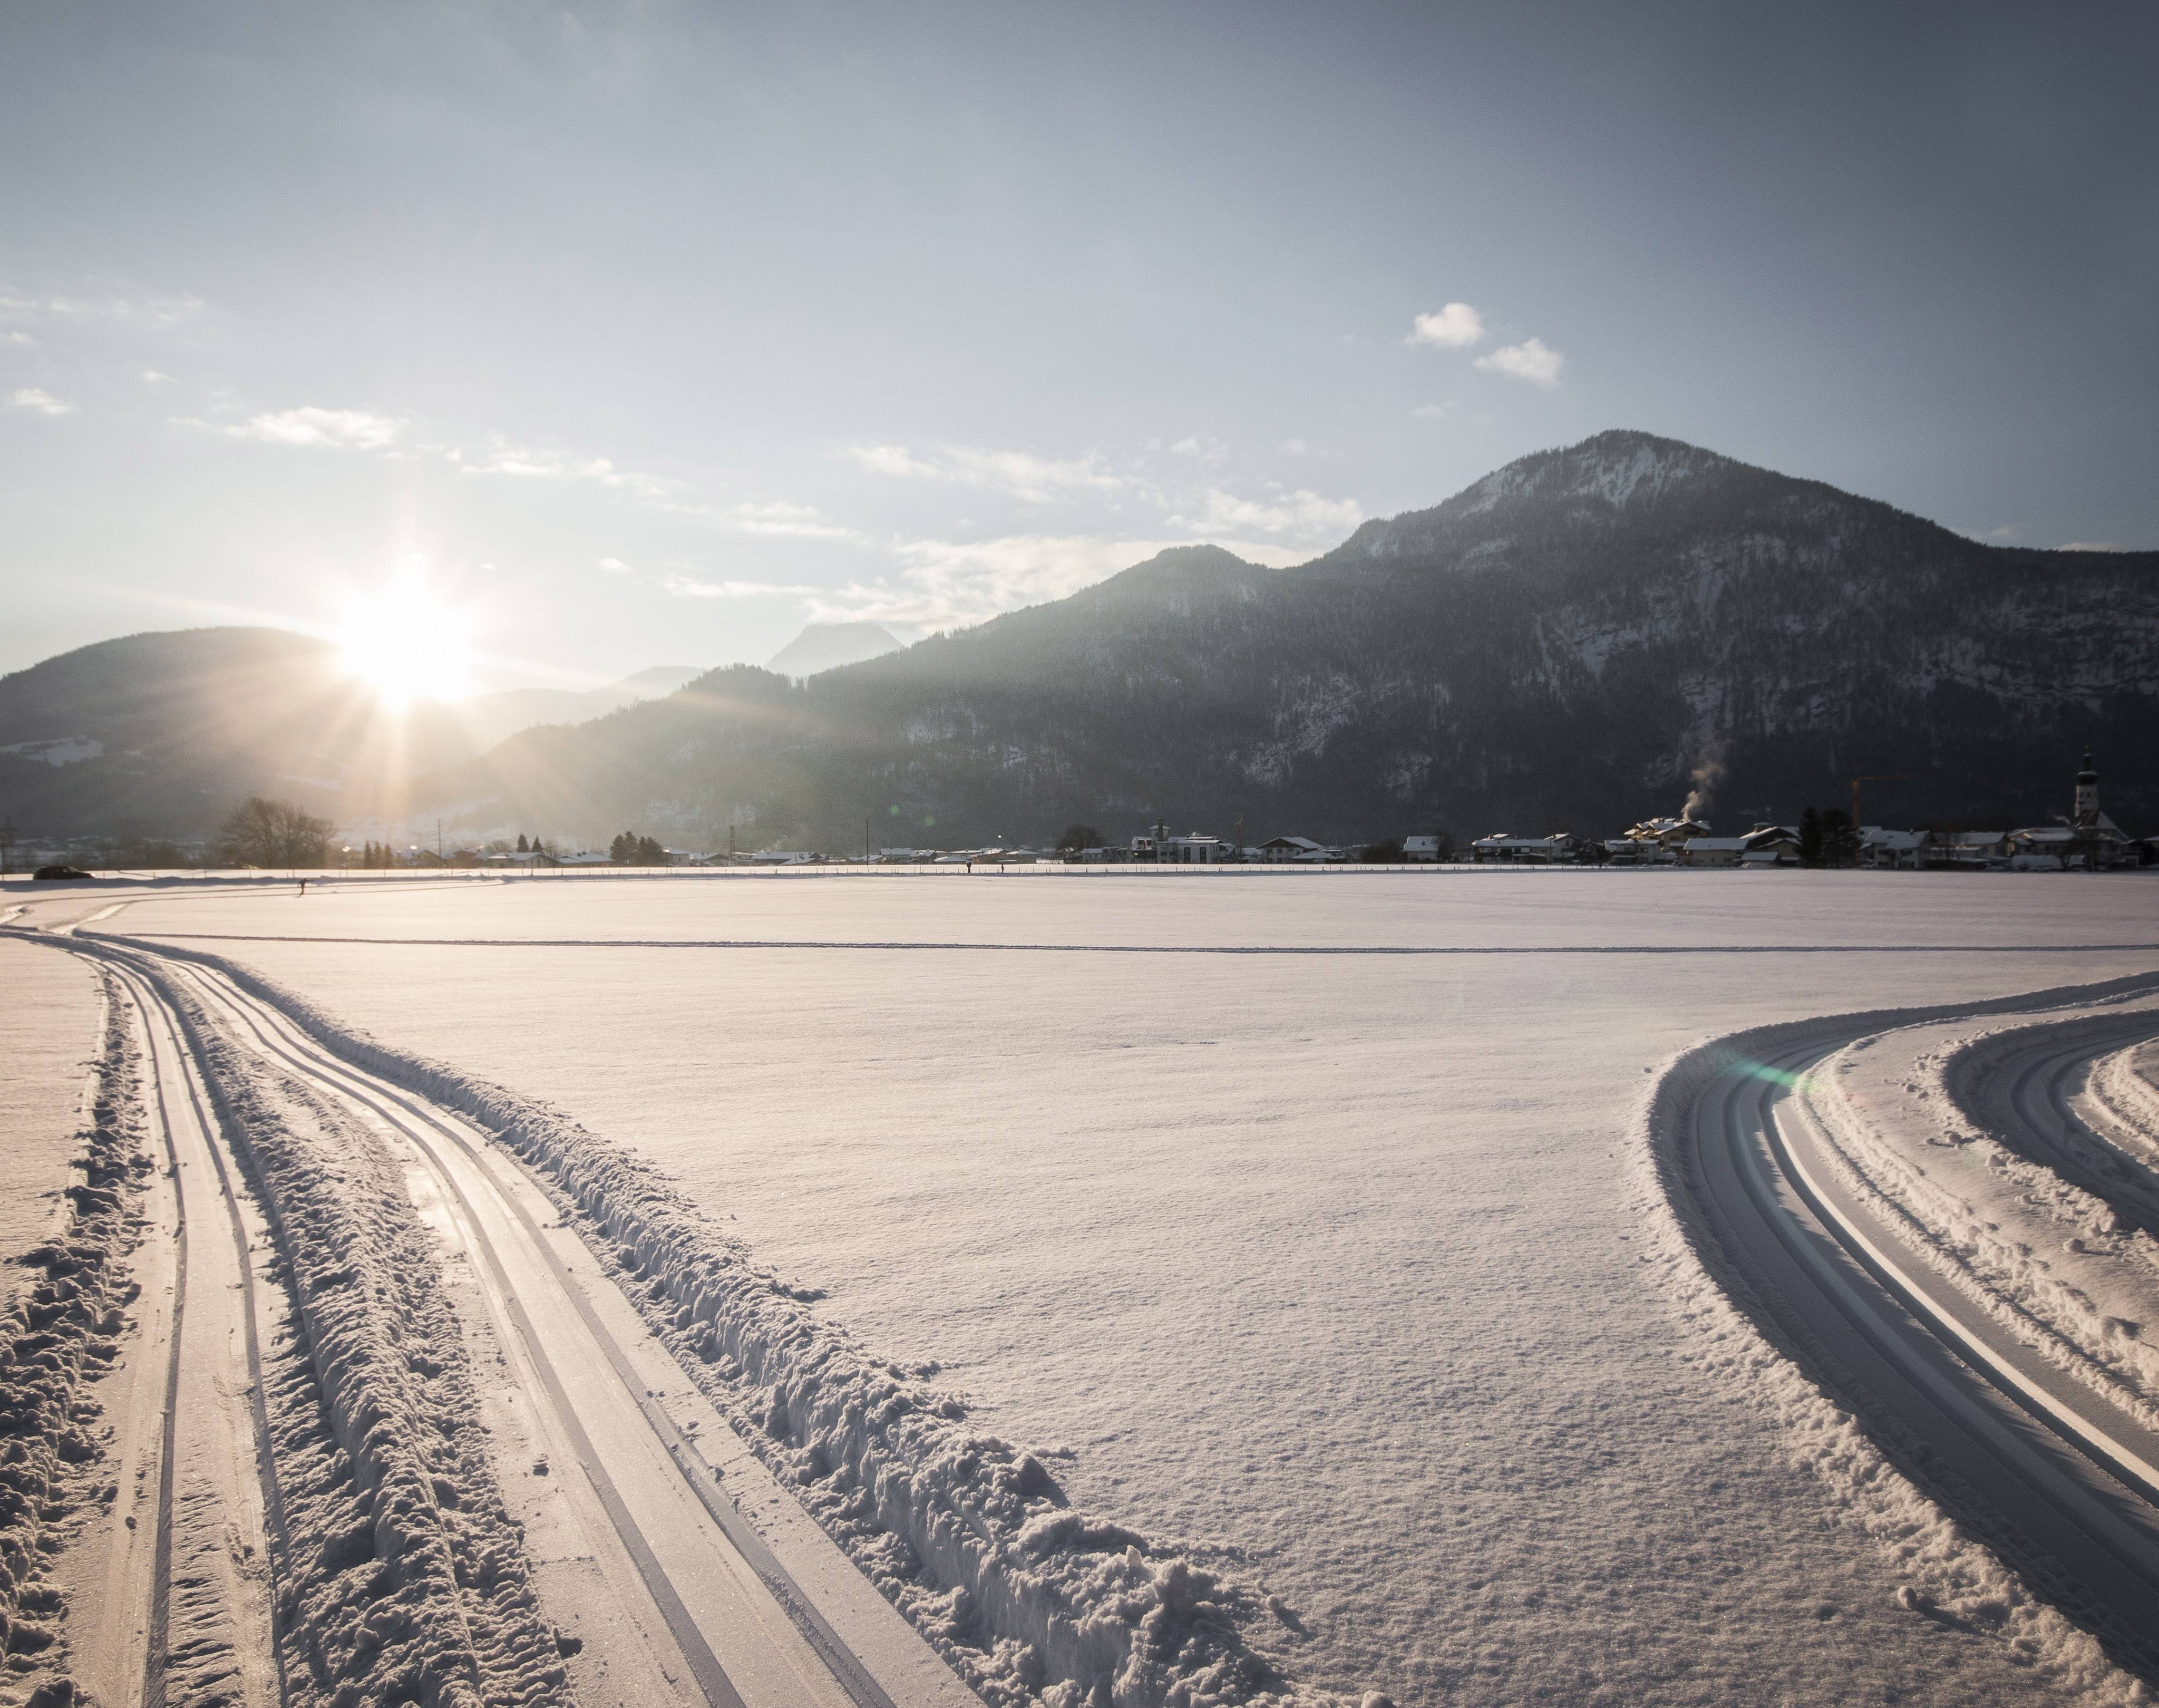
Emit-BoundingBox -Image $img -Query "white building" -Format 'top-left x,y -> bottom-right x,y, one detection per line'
1251,836 -> 1324,863
1403,834 -> 1444,861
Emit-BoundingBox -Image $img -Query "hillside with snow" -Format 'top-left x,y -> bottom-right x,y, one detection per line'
428,431 -> 2159,846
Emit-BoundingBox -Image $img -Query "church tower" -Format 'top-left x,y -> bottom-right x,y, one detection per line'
2074,751 -> 2100,828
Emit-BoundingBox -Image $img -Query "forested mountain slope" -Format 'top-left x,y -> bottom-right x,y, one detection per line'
430,431 -> 2159,846
0,628 -> 474,839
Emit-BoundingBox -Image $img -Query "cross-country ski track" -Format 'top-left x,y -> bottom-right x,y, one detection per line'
9,907 -> 968,1708
14,879 -> 2159,1701
1660,980 -> 2159,1674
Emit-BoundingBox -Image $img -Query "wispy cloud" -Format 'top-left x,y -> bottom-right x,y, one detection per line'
208,405 -> 406,449
808,531 -> 1310,632
726,500 -> 862,540
596,556 -> 638,575
0,288 -> 204,327
1170,435 -> 1229,464
850,442 -> 1125,503
1407,302 -> 1485,349
1473,337 -> 1564,387
1170,487 -> 1363,538
2059,540 -> 2128,552
664,574 -> 822,599
141,368 -> 176,385
8,386 -> 77,416
1411,402 -> 1453,419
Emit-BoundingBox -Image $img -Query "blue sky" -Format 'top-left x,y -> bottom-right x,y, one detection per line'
3,2 -> 2153,690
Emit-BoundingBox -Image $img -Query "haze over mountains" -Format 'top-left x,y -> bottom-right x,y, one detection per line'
5,432 -> 2153,848
765,621 -> 902,678
452,666 -> 705,751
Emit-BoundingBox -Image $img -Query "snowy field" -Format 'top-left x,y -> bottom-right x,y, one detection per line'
96,869 -> 2159,1705
0,934 -> 101,1273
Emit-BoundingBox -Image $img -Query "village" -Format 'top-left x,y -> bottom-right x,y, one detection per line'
10,753 -> 2146,879
318,752 -> 2154,875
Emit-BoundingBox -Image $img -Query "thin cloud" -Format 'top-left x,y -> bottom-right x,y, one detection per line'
0,288 -> 204,326
810,531 -> 1308,632
141,368 -> 176,385
2059,540 -> 2128,552
727,500 -> 862,540
1170,487 -> 1363,538
460,438 -> 676,495
8,386 -> 77,416
663,574 -> 822,599
1411,403 -> 1453,419
1473,337 -> 1564,387
849,442 -> 1125,503
1407,303 -> 1484,349
596,557 -> 638,575
221,406 -> 406,449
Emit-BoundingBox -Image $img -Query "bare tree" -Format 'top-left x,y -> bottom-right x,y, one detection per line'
217,797 -> 334,868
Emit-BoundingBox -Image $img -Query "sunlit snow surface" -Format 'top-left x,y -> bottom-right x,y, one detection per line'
113,870 -> 2159,1705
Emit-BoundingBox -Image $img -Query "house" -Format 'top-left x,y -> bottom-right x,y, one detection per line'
1739,824 -> 1803,866
1926,831 -> 2009,870
1676,836 -> 1750,868
1161,834 -> 1229,863
1252,836 -> 1324,863
1621,816 -> 1712,860
1470,832 -> 1583,863
1403,835 -> 1444,862
1858,828 -> 1927,870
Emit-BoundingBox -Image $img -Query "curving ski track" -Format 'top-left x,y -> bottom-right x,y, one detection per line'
1672,986 -> 2159,1673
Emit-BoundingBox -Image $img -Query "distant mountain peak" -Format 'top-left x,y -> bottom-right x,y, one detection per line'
1456,430 -> 1727,516
766,620 -> 902,678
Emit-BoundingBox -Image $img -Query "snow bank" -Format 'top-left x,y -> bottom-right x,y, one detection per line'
128,950 -> 572,1708
117,936 -> 1329,1708
1630,975 -> 2159,1705
0,964 -> 147,1682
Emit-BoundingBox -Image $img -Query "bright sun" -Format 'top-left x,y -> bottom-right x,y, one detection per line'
334,576 -> 476,709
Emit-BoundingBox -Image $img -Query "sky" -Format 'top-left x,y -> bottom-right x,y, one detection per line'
2,2 -> 2154,693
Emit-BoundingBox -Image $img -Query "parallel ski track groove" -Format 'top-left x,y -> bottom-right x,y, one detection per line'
164,954 -> 899,1708
105,956 -> 293,1708
1686,1008 -> 2159,1668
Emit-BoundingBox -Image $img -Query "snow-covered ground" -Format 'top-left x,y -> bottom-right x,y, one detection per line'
0,935 -> 102,1275
103,869 -> 2159,1705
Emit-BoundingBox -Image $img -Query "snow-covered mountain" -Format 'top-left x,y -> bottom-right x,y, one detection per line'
434,431 -> 2159,846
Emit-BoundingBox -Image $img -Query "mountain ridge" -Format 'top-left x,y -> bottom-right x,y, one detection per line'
5,431 -> 2153,845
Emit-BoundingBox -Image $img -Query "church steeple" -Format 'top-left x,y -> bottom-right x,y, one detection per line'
2074,751 -> 2100,828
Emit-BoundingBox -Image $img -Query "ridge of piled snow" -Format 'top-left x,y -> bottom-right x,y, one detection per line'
1630,978 -> 2159,1706
118,935 -> 1333,1708
0,964 -> 148,1687
120,947 -> 573,1708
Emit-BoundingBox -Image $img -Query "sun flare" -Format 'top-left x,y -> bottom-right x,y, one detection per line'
333,575 -> 476,709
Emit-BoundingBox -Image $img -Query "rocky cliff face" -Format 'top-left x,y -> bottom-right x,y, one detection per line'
434,431 -> 2156,847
